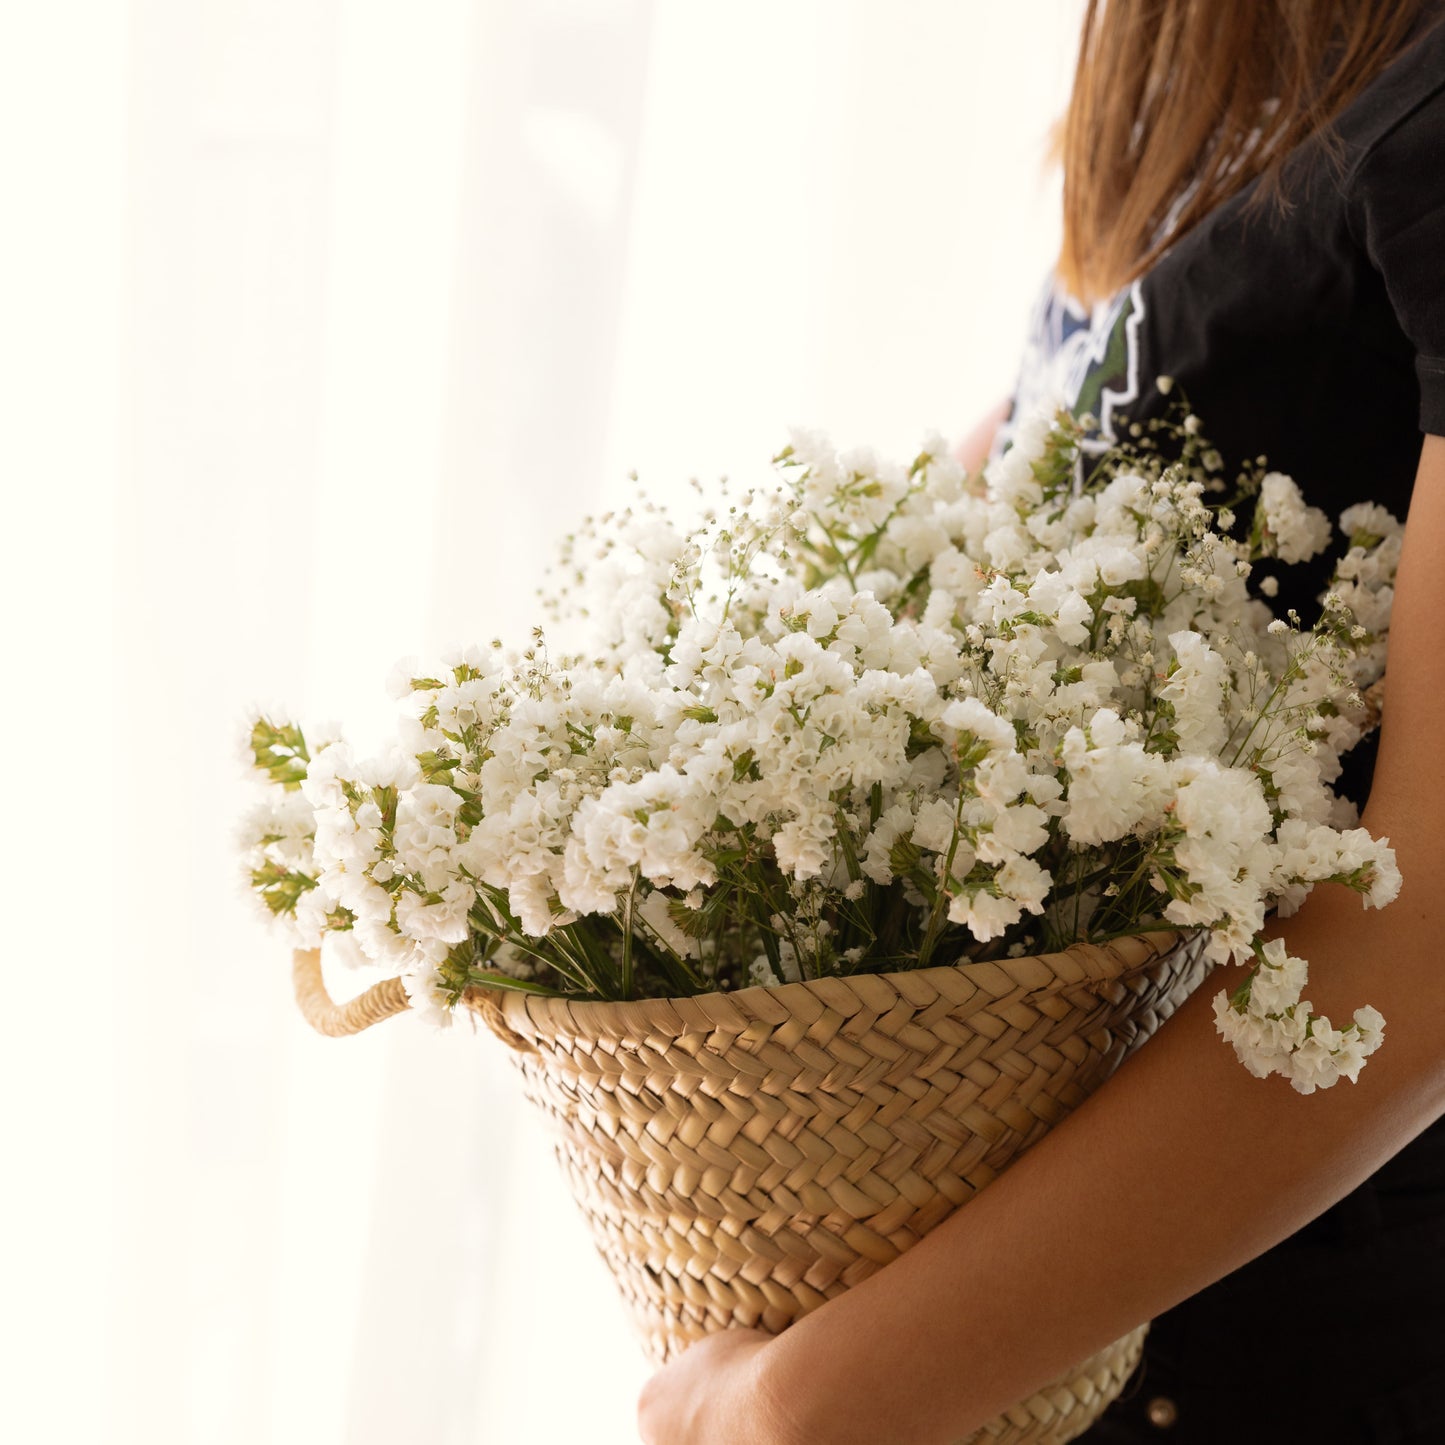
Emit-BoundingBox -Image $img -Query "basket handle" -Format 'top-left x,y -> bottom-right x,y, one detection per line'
292,948 -> 410,1037
290,949 -> 538,1052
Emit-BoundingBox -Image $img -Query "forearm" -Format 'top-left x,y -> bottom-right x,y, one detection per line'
758,828 -> 1445,1445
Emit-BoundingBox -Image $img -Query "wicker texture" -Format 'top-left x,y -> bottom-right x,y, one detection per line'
465,929 -> 1208,1444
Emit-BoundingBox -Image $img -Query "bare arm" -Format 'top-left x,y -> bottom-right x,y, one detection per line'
639,437 -> 1445,1444
952,396 -> 1012,476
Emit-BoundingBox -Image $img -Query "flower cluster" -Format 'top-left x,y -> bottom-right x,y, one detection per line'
240,405 -> 1402,1091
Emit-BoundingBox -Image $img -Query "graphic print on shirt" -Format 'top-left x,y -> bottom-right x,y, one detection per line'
1004,278 -> 1149,456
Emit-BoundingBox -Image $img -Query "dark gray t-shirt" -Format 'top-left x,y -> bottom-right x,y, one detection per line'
1007,12 -> 1445,615
1006,14 -> 1445,812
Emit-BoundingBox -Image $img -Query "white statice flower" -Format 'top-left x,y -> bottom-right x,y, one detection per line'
1263,752 -> 1334,830
636,888 -> 696,959
236,788 -> 336,950
1159,631 -> 1229,756
1058,537 -> 1148,591
1268,820 -> 1401,918
353,916 -> 417,970
1245,937 -> 1308,1015
354,748 -> 423,794
401,960 -> 454,1032
927,546 -> 988,611
911,797 -> 959,854
1059,711 -> 1171,846
940,696 -> 1017,753
1212,935 -> 1386,1094
238,789 -> 316,873
772,810 -> 838,880
1338,501 -> 1402,547
770,940 -> 804,985
322,929 -> 374,974
833,595 -> 897,670
1024,569 -> 1095,647
974,794 -> 1050,863
1361,844 -> 1403,909
434,675 -> 503,736
1162,760 -> 1275,959
565,766 -> 715,907
860,802 -> 922,886
302,744 -> 395,926
1092,472 -> 1151,533
948,886 -> 1023,942
982,406 -> 1051,509
507,868 -> 567,939
977,573 -> 1031,626
1352,1005 -> 1388,1057
888,510 -> 956,571
749,955 -> 783,988
1213,991 -> 1305,1079
994,854 -> 1052,916
391,783 -> 466,891
395,878 -> 475,946
1259,472 -> 1332,564
984,520 -> 1036,571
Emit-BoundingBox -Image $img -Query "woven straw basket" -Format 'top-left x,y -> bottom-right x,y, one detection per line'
295,927 -> 1209,1444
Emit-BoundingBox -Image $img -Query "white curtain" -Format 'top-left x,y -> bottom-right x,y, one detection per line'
4,3 -> 1079,1442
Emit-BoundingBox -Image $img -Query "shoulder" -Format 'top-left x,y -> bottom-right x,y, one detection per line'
1339,15 -> 1445,183
1332,17 -> 1445,389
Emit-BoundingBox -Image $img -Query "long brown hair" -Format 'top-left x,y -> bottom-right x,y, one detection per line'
1058,0 -> 1437,302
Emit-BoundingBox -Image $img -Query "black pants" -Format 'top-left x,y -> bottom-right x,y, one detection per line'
1077,1114 -> 1445,1444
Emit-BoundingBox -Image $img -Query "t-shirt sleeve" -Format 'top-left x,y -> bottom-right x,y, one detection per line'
1348,80 -> 1445,435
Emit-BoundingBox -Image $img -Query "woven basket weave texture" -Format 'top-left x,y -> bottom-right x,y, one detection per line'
467,929 -> 1209,1444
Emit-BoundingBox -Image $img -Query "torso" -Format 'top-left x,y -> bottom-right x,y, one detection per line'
1010,18 -> 1445,1440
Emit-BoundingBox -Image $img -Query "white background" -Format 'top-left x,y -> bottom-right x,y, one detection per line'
1,3 -> 1080,1441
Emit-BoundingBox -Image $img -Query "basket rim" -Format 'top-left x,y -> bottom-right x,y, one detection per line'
462,925 -> 1208,1052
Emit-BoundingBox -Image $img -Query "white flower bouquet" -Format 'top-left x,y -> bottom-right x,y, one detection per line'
244,403 -> 1404,1439
244,403 -> 1400,1094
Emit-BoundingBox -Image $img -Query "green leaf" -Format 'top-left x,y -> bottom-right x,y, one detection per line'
465,970 -> 564,997
905,719 -> 941,760
417,749 -> 460,782
889,833 -> 922,876
250,860 -> 317,916
666,888 -> 730,939
248,717 -> 311,790
1118,577 -> 1167,617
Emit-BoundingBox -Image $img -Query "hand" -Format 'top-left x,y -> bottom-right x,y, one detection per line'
636,1328 -> 800,1445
